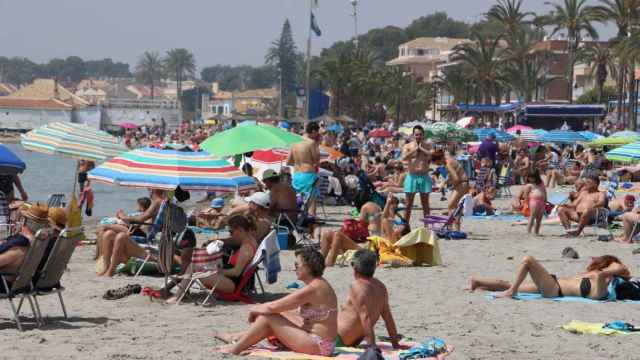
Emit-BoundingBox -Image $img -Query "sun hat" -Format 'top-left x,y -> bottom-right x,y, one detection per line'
210,197 -> 225,209
48,207 -> 67,230
244,192 -> 270,209
262,169 -> 279,181
21,203 -> 49,224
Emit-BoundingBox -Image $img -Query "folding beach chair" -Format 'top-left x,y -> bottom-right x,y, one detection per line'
0,230 -> 51,331
316,172 -> 331,218
214,261 -> 262,304
586,208 -> 612,238
22,227 -> 83,322
277,180 -> 324,248
423,199 -> 465,236
46,194 -> 66,208
171,247 -> 223,305
496,166 -> 513,198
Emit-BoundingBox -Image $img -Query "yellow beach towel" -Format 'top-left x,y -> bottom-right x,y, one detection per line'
561,321 -> 637,336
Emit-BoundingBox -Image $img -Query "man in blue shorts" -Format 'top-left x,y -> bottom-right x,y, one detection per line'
401,125 -> 432,223
287,122 -> 321,216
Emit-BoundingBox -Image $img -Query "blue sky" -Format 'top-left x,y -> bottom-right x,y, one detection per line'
0,0 -> 614,69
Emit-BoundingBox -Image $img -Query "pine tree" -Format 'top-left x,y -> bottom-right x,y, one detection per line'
266,19 -> 298,116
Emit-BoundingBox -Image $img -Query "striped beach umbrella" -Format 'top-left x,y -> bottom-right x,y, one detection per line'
539,130 -> 588,144
21,122 -> 127,161
588,135 -> 639,148
606,142 -> 640,163
506,125 -> 533,134
610,130 -> 640,138
473,128 -> 515,142
578,131 -> 603,141
88,147 -> 257,192
517,129 -> 547,142
428,122 -> 475,142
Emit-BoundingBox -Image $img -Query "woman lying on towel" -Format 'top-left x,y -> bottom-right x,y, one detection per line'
467,255 -> 631,300
217,248 -> 338,356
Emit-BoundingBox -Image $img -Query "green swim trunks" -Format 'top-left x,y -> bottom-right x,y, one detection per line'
403,173 -> 432,194
335,334 -> 346,348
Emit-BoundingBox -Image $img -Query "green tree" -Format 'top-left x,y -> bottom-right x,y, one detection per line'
265,19 -> 298,117
486,0 -> 534,35
405,12 -> 470,39
592,0 -> 640,126
135,51 -> 163,99
580,44 -> 617,103
164,48 -> 196,102
539,0 -> 599,103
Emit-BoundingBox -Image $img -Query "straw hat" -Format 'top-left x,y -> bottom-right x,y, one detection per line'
48,207 -> 67,230
20,203 -> 49,224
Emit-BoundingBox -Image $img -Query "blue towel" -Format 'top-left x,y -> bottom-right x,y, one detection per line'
486,292 -> 640,304
470,214 -> 525,221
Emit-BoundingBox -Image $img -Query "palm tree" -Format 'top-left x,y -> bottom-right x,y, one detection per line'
164,48 -> 196,103
435,65 -> 471,105
486,0 -> 535,36
540,0 -> 599,103
580,44 -> 618,103
135,51 -> 163,100
451,31 -> 505,104
592,0 -> 640,125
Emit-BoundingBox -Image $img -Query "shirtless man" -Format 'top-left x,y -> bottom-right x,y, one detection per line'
261,169 -> 298,221
338,249 -> 400,349
558,176 -> 606,237
513,149 -> 531,185
401,126 -> 432,223
287,122 -> 321,216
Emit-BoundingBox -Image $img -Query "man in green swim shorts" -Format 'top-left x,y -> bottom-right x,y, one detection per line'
401,125 -> 432,223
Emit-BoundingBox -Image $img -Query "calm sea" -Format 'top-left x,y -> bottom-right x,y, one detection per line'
7,144 -> 201,220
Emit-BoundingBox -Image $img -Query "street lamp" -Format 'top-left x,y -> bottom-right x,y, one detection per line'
349,0 -> 359,47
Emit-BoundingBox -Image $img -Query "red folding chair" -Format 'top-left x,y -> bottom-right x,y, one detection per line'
214,261 -> 260,304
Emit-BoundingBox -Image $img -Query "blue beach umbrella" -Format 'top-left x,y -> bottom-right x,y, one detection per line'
539,130 -> 588,144
610,130 -> 640,138
578,131 -> 603,141
327,123 -> 344,134
0,144 -> 26,175
472,128 -> 515,142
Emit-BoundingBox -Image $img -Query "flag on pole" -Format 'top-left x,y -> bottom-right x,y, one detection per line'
311,12 -> 322,36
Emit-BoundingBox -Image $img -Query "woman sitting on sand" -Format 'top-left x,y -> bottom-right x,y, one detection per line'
468,255 -> 631,300
217,248 -> 338,356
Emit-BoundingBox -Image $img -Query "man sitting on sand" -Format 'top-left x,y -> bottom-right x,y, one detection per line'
558,175 -> 606,237
337,249 -> 401,349
261,169 -> 298,222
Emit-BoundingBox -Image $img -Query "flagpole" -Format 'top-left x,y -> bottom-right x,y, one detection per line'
305,0 -> 313,120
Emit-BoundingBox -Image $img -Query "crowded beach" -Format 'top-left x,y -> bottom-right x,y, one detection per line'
0,115 -> 637,360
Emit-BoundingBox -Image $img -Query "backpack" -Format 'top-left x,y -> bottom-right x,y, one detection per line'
164,203 -> 187,234
615,278 -> 640,301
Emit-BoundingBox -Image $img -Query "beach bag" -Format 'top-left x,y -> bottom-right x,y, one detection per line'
438,231 -> 467,240
342,219 -> 370,243
165,203 -> 187,234
191,248 -> 222,273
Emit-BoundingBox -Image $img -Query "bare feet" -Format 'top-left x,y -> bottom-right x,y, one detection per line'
465,277 -> 479,292
213,331 -> 242,344
565,230 -> 581,237
216,344 -> 235,354
614,236 -> 631,244
494,289 -> 515,299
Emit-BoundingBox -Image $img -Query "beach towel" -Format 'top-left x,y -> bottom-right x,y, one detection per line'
367,236 -> 413,266
561,321 -> 640,336
246,341 -> 453,360
485,292 -> 640,304
470,214 -> 526,222
394,228 -> 442,266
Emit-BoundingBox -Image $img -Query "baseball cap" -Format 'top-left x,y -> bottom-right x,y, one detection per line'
210,197 -> 225,209
262,169 -> 279,181
624,195 -> 636,203
245,192 -> 270,208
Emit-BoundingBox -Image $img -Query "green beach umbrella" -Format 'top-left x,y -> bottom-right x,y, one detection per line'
587,136 -> 640,148
606,142 -> 640,163
428,122 -> 476,142
200,124 -> 304,157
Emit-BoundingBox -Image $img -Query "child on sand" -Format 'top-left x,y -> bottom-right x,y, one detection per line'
523,170 -> 547,235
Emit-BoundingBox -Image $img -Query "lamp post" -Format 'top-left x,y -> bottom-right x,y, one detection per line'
350,0 -> 359,47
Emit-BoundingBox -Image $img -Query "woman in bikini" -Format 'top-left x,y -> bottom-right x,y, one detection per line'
218,248 -> 338,356
468,255 -> 631,300
523,170 -> 547,235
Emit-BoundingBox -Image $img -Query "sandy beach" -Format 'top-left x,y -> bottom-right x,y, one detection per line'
0,188 -> 638,360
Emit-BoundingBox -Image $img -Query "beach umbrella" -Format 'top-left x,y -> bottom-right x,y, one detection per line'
539,130 -> 588,144
238,120 -> 257,127
516,129 -> 547,142
320,145 -> 344,161
606,142 -> 640,163
578,131 -> 603,141
473,128 -> 515,142
369,128 -> 394,138
506,125 -> 533,134
200,124 -> 304,157
21,122 -> 127,162
610,130 -> 640,138
456,116 -> 475,128
120,122 -> 139,130
0,144 -> 26,175
428,122 -> 475,142
87,147 -> 257,192
587,136 -> 639,148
